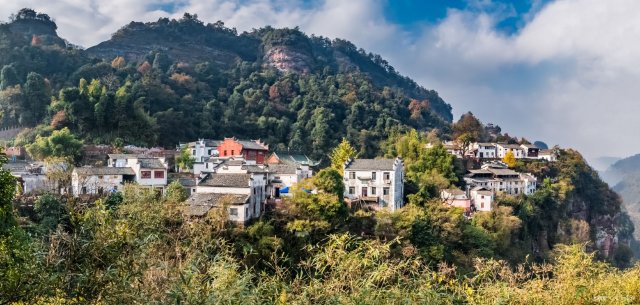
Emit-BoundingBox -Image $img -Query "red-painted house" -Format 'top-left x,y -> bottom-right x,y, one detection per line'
217,138 -> 269,164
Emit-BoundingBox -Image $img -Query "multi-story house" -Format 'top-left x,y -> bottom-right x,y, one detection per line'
216,137 -> 269,164
473,143 -> 497,159
195,171 -> 266,223
179,139 -> 221,164
520,144 -> 540,158
496,143 -> 525,159
470,186 -> 493,212
440,188 -> 471,211
107,154 -> 168,191
72,167 -> 135,196
464,164 -> 537,196
267,163 -> 312,198
343,158 -> 404,212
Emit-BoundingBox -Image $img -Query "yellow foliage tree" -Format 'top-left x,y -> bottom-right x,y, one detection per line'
502,150 -> 517,168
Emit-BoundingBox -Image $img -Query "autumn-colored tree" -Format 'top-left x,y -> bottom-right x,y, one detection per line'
111,56 -> 126,69
137,61 -> 151,74
452,112 -> 484,156
502,150 -> 517,168
330,138 -> 358,174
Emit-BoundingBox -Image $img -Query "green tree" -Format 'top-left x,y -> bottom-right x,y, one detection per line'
176,146 -> 195,171
22,72 -> 49,126
330,138 -> 358,174
0,148 -> 16,235
0,65 -> 19,90
26,127 -> 83,163
313,168 -> 345,198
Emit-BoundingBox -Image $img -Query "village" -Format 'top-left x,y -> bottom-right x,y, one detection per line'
2,138 -> 555,223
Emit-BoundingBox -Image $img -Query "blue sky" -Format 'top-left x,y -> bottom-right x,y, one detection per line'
1,0 -> 639,162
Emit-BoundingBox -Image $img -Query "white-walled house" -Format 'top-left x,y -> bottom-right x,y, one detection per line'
267,163 -> 311,198
464,164 -> 537,196
343,158 -> 404,212
180,139 -> 221,163
496,144 -> 525,159
108,154 -> 168,190
538,149 -> 558,162
470,187 -> 493,212
473,143 -> 497,159
72,167 -> 135,196
440,189 -> 471,211
184,193 -> 251,223
521,173 -> 537,195
195,172 -> 266,222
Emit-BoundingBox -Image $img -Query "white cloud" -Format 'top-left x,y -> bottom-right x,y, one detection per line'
1,0 -> 639,160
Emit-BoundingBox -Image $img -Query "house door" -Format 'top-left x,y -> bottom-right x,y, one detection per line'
361,187 -> 368,197
275,187 -> 280,198
479,152 -> 483,158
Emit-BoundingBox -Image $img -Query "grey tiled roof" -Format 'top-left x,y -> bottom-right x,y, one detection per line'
199,173 -> 251,188
497,144 -> 523,149
185,193 -> 249,216
138,158 -> 166,169
169,177 -> 197,187
74,167 -> 136,176
243,165 -> 268,173
443,189 -> 465,195
238,140 -> 268,150
272,151 -> 318,166
345,159 -> 397,171
268,163 -> 298,175
108,154 -> 144,159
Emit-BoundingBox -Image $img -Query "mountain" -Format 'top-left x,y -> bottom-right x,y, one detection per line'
85,15 -> 453,121
602,154 -> 640,245
0,12 -> 453,161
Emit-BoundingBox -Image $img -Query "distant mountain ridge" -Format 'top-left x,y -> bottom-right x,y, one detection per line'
85,14 -> 453,121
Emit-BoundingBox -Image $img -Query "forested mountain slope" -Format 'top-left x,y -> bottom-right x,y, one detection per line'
0,10 -> 452,161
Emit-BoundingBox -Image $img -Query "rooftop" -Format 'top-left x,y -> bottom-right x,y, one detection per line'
345,158 -> 398,171
268,163 -> 298,175
108,153 -> 145,159
185,193 -> 250,216
138,158 -> 166,169
74,167 -> 136,176
199,173 -> 252,188
272,151 -> 318,166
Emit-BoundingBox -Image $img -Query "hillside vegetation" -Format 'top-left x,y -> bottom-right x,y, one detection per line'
0,9 -> 638,304
0,10 -> 451,162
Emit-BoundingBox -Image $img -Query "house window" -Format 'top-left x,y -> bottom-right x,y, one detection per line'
154,171 -> 165,179
371,187 -> 376,195
383,187 -> 389,196
349,187 -> 355,195
246,207 -> 249,216
82,186 -> 87,194
141,171 -> 152,179
481,195 -> 485,199
229,208 -> 238,216
98,175 -> 103,179
383,172 -> 390,180
349,172 -> 356,179
231,150 -> 235,155
224,150 -> 228,156
371,172 -> 377,180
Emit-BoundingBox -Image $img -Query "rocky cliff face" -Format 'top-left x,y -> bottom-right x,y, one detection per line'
263,45 -> 312,74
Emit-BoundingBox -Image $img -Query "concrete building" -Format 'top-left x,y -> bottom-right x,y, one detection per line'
343,158 -> 404,212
